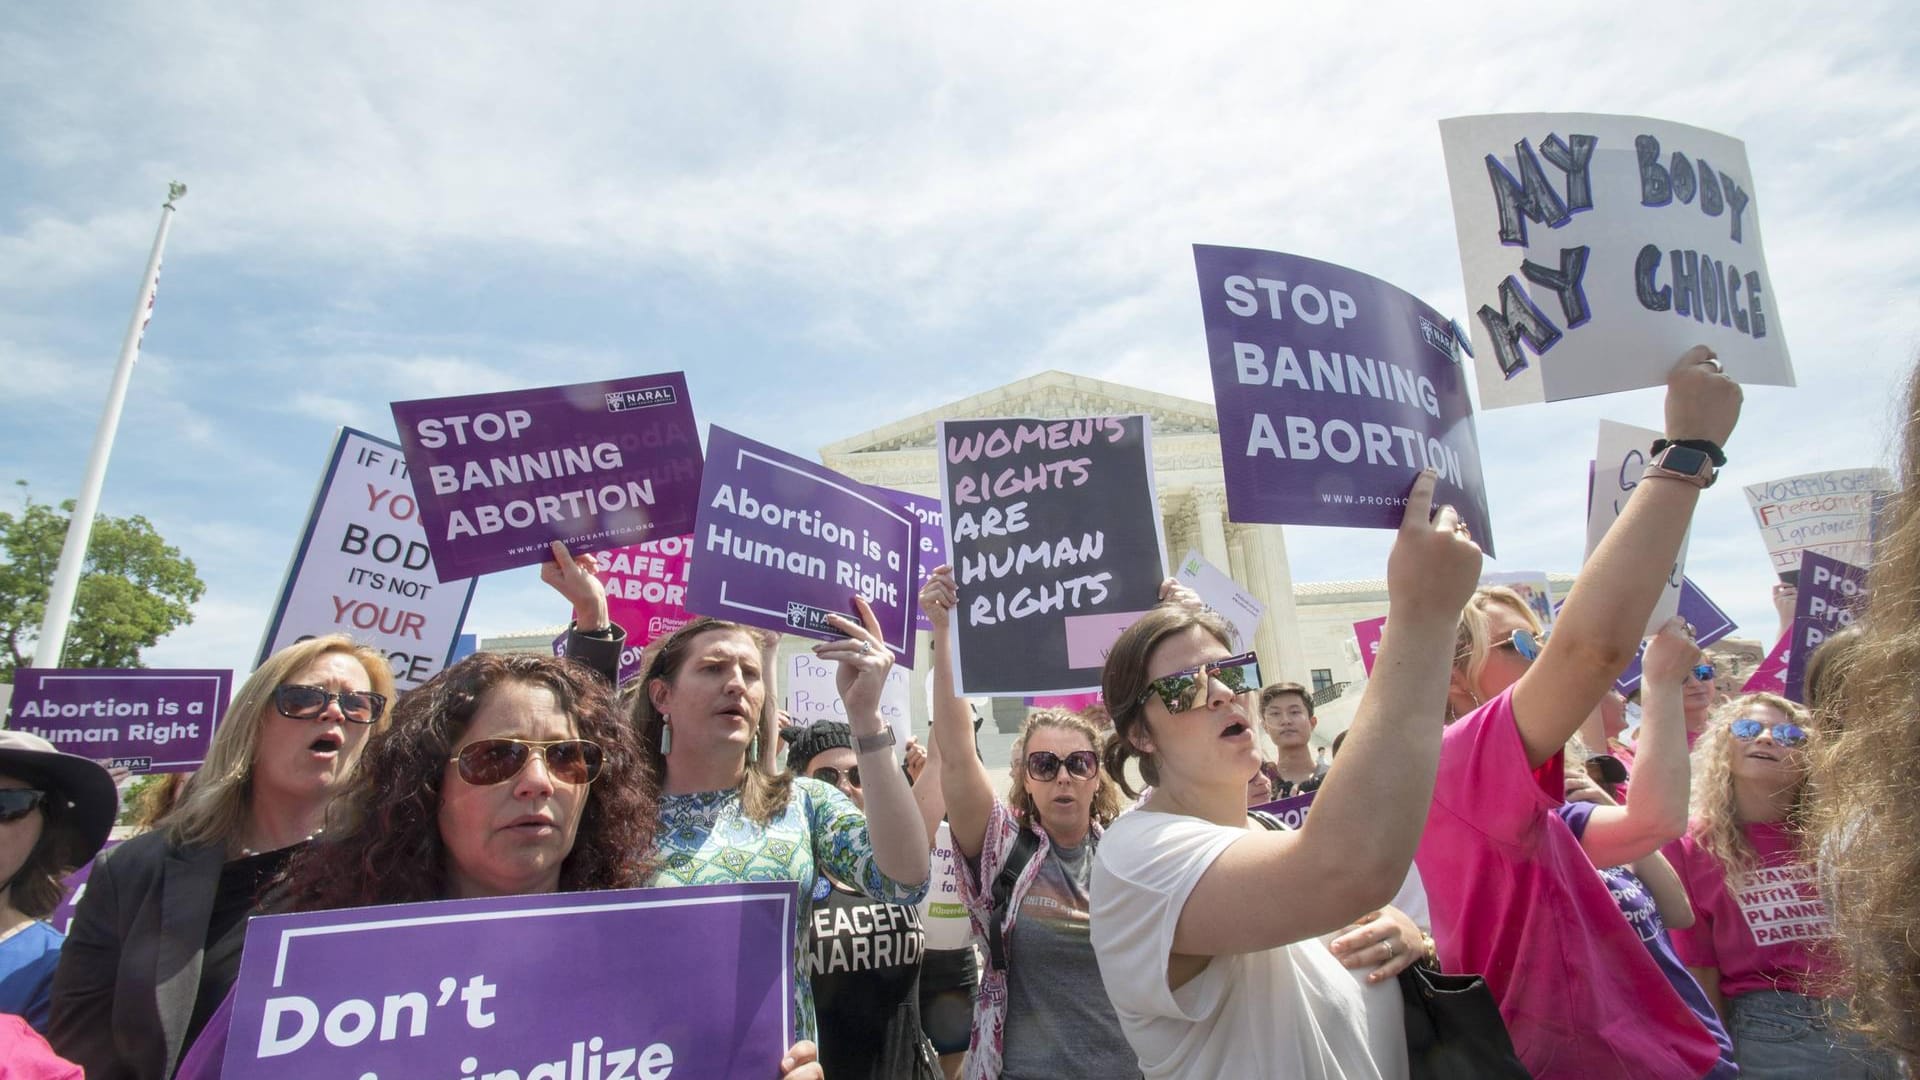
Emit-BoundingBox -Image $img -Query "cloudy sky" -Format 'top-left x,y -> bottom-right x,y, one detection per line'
3,3 -> 1916,682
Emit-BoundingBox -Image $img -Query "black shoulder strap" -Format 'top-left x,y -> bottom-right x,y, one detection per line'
987,827 -> 1043,972
1250,810 -> 1286,832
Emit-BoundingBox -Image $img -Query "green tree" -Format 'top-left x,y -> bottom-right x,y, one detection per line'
1,482 -> 206,681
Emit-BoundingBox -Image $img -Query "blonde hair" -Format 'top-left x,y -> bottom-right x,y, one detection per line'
1687,691 -> 1810,889
1007,709 -> 1122,828
166,635 -> 396,847
1452,586 -> 1542,705
1809,358 -> 1920,1055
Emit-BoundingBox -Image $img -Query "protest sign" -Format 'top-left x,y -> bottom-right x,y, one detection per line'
937,415 -> 1168,696
785,651 -> 912,748
1744,632 -> 1790,695
689,427 -> 918,665
1783,551 -> 1868,702
1440,112 -> 1794,408
48,839 -> 121,934
1175,550 -> 1266,651
919,822 -> 972,950
260,428 -> 478,691
1612,577 -> 1738,696
1587,421 -> 1688,632
1481,571 -> 1556,629
219,881 -> 794,1080
1743,468 -> 1893,582
873,487 -> 949,633
1194,246 -> 1495,555
7,670 -> 229,773
391,373 -> 704,582
1352,616 -> 1387,677
1251,790 -> 1317,831
545,535 -> 694,684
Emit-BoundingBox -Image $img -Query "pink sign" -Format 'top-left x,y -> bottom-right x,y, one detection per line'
1353,617 -> 1387,676
1028,692 -> 1103,712
1743,632 -> 1789,695
1063,611 -> 1149,670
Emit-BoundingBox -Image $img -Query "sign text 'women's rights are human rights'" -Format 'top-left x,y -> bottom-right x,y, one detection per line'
390,373 -> 704,582
1193,245 -> 1495,555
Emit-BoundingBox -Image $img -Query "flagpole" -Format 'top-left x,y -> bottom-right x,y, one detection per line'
31,182 -> 187,670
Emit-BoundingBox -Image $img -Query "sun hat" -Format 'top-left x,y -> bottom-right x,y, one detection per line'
0,729 -> 119,864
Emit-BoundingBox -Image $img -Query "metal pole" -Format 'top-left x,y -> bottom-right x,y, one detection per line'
31,182 -> 187,669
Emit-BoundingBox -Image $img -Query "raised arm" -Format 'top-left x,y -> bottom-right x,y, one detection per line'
1512,347 -> 1742,766
920,566 -> 997,861
1173,471 -> 1483,955
1567,617 -> 1696,866
913,725 -> 949,849
818,598 -> 929,887
754,629 -> 783,777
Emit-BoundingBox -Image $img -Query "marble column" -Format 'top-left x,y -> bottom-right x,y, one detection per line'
1192,487 -> 1232,572
1251,523 -> 1309,683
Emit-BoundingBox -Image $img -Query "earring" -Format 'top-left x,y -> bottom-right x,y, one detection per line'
660,716 -> 672,755
746,732 -> 759,766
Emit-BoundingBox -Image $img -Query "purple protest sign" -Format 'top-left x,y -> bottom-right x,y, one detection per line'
7,669 -> 230,773
391,373 -> 704,582
220,881 -> 795,1080
1194,246 -> 1495,555
48,839 -> 122,934
689,427 -> 918,666
1612,578 -> 1738,696
873,487 -> 949,633
1252,790 -> 1317,830
1783,551 -> 1868,702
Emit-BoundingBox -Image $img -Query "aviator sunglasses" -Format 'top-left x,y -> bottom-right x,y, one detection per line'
1690,663 -> 1716,683
1136,652 -> 1263,713
274,684 -> 387,725
0,789 -> 49,823
1492,629 -> 1548,662
1026,749 -> 1100,782
1729,718 -> 1809,749
449,738 -> 605,786
811,764 -> 861,789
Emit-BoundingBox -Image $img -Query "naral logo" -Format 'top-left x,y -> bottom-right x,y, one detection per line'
605,386 -> 678,413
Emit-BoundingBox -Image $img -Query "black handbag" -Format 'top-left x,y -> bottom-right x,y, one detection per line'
1397,961 -> 1531,1080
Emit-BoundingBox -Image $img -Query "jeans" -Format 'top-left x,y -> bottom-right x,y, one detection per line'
1730,990 -> 1901,1079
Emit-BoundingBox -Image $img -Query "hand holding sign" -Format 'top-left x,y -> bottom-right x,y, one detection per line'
919,565 -> 957,631
1664,345 -> 1743,446
1386,471 -> 1485,627
540,540 -> 609,630
815,597 -> 895,730
1641,616 -> 1703,688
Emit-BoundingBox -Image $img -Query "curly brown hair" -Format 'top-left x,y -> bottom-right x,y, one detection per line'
280,653 -> 658,910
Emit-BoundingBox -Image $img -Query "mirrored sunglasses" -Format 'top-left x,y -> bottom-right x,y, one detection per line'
449,738 -> 604,786
0,789 -> 49,823
1137,652 -> 1263,714
1026,749 -> 1100,782
274,684 -> 386,724
1690,663 -> 1717,683
1729,718 -> 1808,748
1492,629 -> 1548,662
811,764 -> 861,789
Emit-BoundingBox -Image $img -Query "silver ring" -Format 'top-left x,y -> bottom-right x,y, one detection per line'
1385,938 -> 1399,958
857,640 -> 873,655
1703,356 -> 1723,372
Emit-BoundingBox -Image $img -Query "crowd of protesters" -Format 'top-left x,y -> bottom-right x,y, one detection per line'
3,347 -> 1919,1078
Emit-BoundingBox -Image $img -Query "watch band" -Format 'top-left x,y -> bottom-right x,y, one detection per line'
854,729 -> 897,754
1642,446 -> 1717,489
1650,438 -> 1727,467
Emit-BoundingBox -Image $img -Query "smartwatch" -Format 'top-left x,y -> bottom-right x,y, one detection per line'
1643,444 -> 1717,488
855,729 -> 898,755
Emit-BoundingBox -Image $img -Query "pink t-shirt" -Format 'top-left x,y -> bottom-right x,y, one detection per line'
1668,821 -> 1838,998
1415,688 -> 1720,1080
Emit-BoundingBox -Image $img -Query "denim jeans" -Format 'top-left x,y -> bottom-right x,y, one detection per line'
1730,990 -> 1901,1079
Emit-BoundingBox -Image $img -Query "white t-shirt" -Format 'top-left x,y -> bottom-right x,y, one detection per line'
1091,810 -> 1407,1080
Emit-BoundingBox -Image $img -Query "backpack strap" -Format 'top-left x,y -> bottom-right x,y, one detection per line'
986,827 -> 1043,972
1250,810 -> 1286,832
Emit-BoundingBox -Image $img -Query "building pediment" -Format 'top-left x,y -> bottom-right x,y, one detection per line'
821,369 -> 1218,459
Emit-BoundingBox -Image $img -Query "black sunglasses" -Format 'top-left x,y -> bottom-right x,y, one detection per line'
1584,754 -> 1630,788
274,684 -> 387,724
811,764 -> 861,789
1026,749 -> 1099,782
0,789 -> 49,823
1136,652 -> 1262,714
449,738 -> 605,786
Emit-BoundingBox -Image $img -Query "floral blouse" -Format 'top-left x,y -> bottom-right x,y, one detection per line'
649,777 -> 929,1041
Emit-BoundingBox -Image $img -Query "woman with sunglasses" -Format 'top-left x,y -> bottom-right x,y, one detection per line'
783,720 -> 942,1079
632,599 -> 930,1048
1087,473 -> 1478,1079
0,732 -> 117,1033
919,565 -> 1135,1080
48,634 -> 394,1080
1669,694 -> 1896,1077
170,651 -> 827,1080
1403,348 -> 1739,1080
